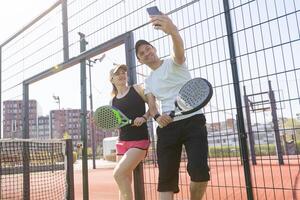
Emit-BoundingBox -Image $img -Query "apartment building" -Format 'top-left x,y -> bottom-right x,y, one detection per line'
50,109 -> 107,147
3,100 -> 38,138
37,116 -> 50,139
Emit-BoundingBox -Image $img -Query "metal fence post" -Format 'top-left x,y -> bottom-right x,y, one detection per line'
66,139 -> 75,200
133,162 -> 145,200
223,0 -> 254,199
243,87 -> 257,165
268,81 -> 284,165
79,32 -> 89,200
62,0 -> 69,62
125,32 -> 146,199
22,83 -> 30,200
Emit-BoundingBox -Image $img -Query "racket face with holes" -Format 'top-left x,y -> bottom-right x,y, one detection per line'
173,78 -> 213,116
94,105 -> 131,130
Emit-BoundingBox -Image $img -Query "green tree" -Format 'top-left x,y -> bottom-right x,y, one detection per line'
284,118 -> 300,140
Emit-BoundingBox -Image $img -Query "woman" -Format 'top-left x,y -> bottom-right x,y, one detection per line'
109,64 -> 150,200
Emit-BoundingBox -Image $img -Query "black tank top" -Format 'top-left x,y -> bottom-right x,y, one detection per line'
112,87 -> 149,141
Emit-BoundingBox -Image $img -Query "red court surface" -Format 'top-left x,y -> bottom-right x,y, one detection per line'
74,159 -> 300,200
74,168 -> 118,200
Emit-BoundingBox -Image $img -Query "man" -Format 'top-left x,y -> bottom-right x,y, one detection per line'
135,13 -> 210,200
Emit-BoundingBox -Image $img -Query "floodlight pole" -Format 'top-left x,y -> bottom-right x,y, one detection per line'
87,60 -> 96,169
87,54 -> 105,169
53,95 -> 61,109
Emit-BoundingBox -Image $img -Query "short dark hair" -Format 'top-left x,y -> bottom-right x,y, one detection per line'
135,40 -> 152,58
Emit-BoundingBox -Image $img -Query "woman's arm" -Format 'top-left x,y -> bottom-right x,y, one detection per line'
132,84 -> 151,125
133,84 -> 147,102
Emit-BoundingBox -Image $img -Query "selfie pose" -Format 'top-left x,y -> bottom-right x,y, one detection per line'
135,8 -> 210,200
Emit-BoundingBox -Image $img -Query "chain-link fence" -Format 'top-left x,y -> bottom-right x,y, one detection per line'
1,0 -> 299,199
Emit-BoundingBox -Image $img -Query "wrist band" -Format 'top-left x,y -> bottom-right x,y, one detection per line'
142,116 -> 147,121
154,113 -> 161,121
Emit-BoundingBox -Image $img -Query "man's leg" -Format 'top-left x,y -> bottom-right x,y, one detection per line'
156,125 -> 182,200
183,114 -> 210,200
190,181 -> 208,200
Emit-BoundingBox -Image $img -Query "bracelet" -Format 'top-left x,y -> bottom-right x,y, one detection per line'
142,115 -> 147,121
154,113 -> 161,121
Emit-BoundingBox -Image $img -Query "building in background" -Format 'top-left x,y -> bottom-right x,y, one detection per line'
2,101 -> 110,146
37,115 -> 50,139
3,99 -> 283,149
3,100 -> 38,138
50,108 -> 109,147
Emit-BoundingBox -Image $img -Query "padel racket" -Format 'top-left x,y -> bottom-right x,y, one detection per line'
169,78 -> 213,118
94,105 -> 132,130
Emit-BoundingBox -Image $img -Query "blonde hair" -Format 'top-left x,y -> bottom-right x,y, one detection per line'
109,64 -> 128,97
111,83 -> 118,97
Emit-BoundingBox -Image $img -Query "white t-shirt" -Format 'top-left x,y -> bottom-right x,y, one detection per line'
144,58 -> 203,121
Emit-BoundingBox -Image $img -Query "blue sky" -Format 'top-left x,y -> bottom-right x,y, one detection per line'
0,0 -> 57,44
0,0 -> 125,116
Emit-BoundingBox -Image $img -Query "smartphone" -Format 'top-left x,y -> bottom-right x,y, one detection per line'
146,6 -> 161,16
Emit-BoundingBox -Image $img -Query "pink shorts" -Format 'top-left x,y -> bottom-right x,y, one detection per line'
116,139 -> 150,155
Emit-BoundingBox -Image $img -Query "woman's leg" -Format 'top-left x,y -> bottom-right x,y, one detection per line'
115,155 -> 123,200
113,148 -> 147,200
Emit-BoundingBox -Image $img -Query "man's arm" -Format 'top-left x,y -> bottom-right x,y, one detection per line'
170,30 -> 185,65
146,93 -> 173,127
146,93 -> 159,117
150,14 -> 185,65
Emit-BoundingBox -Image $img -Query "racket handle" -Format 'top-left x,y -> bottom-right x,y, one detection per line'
169,111 -> 175,119
157,111 -> 175,128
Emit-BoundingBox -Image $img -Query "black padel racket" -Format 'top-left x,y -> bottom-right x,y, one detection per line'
169,78 -> 213,118
94,105 -> 132,130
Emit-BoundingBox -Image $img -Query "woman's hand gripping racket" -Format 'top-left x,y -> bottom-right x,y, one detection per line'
169,78 -> 213,118
93,105 -> 132,131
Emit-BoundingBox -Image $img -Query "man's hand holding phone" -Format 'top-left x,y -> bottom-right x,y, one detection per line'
147,6 -> 178,35
147,6 -> 162,29
146,6 -> 161,16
